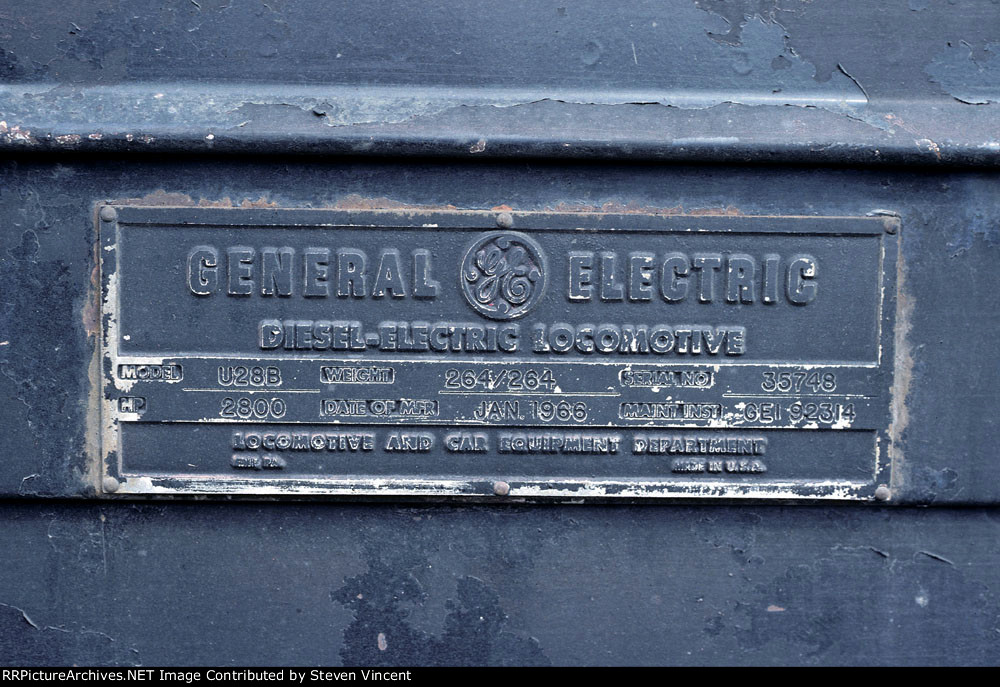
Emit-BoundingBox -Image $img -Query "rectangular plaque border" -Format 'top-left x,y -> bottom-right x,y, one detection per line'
98,206 -> 899,502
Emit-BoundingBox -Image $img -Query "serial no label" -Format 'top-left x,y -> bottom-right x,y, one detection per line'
99,206 -> 899,501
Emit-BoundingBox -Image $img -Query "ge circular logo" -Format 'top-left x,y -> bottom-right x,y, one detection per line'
460,231 -> 546,320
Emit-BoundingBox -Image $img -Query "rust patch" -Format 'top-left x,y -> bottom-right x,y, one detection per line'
237,197 -> 278,209
332,194 -> 461,213
0,121 -> 36,145
688,205 -> 745,216
546,201 -> 681,214
110,192 -> 468,215
106,193 -> 746,218
884,114 -> 942,160
194,196 -> 279,208
108,190 -> 279,209
111,190 -> 198,207
916,138 -> 943,161
544,201 -> 742,216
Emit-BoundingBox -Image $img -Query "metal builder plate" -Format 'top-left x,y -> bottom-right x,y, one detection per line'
99,207 -> 899,501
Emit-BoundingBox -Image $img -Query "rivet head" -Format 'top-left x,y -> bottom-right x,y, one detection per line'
874,485 -> 891,501
99,205 -> 118,222
496,212 -> 513,229
493,480 -> 510,496
102,476 -> 120,493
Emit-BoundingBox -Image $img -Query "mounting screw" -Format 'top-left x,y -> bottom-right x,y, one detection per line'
99,205 -> 117,222
883,218 -> 899,234
874,485 -> 891,501
102,476 -> 120,493
496,212 -> 513,229
493,480 -> 510,496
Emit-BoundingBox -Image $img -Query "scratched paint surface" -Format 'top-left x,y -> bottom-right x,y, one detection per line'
0,0 -> 998,667
0,1 -> 997,164
0,501 -> 999,665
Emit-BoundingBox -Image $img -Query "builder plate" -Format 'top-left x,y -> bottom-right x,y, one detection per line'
99,206 -> 898,500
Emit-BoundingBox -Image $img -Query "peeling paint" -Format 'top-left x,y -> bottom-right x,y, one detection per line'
0,13 -> 877,142
926,42 -> 1000,105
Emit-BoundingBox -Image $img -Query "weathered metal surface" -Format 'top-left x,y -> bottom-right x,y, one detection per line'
0,0 -> 998,668
0,157 -> 994,506
97,207 -> 897,501
1,500 -> 999,666
0,1 -> 998,165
